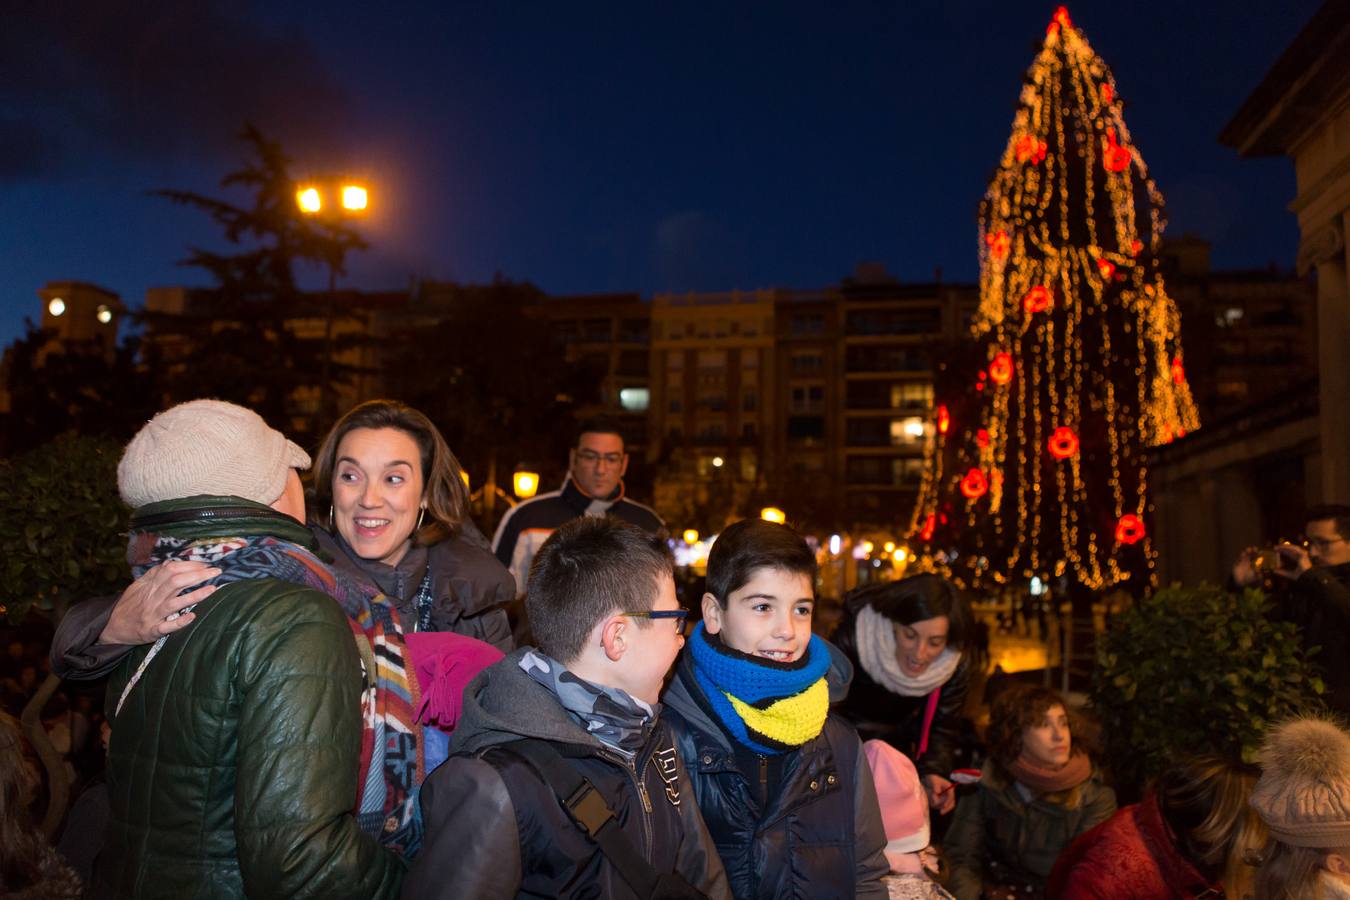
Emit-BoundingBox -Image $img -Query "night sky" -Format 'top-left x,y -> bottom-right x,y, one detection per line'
1,1 -> 1323,348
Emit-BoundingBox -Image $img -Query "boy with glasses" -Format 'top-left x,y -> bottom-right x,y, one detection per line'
406,516 -> 729,899
661,517 -> 889,898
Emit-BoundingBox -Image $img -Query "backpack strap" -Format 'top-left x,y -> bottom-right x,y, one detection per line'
505,739 -> 666,898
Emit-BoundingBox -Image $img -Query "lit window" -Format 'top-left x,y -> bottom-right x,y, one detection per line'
619,388 -> 649,412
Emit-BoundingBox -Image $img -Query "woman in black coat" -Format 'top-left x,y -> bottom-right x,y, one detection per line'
832,573 -> 975,815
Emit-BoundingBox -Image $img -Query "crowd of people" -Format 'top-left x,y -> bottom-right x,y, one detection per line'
4,395 -> 1350,899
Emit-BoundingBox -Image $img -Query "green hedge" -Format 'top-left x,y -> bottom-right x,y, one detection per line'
1,435 -> 128,623
1092,584 -> 1325,798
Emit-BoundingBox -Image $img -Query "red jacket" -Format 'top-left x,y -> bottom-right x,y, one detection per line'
1046,792 -> 1224,899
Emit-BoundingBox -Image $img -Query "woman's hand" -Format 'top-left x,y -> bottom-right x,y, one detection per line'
97,560 -> 220,645
923,773 -> 956,814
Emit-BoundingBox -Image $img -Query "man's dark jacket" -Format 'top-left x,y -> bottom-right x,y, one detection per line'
402,648 -> 730,900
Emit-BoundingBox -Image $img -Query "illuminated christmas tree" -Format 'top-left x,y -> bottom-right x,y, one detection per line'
910,7 -> 1199,592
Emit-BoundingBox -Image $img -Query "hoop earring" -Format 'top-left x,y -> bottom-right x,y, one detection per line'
416,507 -> 426,531
328,504 -> 335,528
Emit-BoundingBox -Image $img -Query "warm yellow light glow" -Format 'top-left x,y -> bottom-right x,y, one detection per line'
341,184 -> 368,211
48,298 -> 66,317
513,470 -> 539,499
760,507 -> 786,524
711,456 -> 724,468
861,540 -> 875,555
96,304 -> 112,324
682,529 -> 699,545
893,548 -> 909,563
460,469 -> 470,489
296,187 -> 322,214
883,541 -> 896,553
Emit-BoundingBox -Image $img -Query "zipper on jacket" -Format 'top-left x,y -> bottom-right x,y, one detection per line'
759,755 -> 768,807
130,505 -> 292,529
602,748 -> 654,856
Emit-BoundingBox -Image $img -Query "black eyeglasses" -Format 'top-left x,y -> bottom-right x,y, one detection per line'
622,608 -> 690,636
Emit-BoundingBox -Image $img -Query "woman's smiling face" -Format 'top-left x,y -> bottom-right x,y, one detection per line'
331,427 -> 425,567
893,615 -> 949,677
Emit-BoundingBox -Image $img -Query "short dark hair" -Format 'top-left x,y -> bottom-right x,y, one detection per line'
526,516 -> 673,663
845,574 -> 973,651
576,415 -> 626,448
705,518 -> 817,607
1305,504 -> 1350,540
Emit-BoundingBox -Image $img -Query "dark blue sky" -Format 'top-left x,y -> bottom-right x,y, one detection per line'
1,1 -> 1323,348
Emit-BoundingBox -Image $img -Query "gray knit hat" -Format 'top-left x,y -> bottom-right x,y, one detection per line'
1250,718 -> 1350,848
118,399 -> 311,509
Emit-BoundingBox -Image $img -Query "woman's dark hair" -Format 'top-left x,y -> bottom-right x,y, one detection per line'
312,399 -> 470,545
1155,755 -> 1264,898
0,711 -> 45,890
847,574 -> 972,652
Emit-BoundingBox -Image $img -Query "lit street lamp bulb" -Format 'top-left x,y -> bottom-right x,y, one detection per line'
48,298 -> 66,316
296,186 -> 322,214
97,304 -> 112,324
711,456 -> 724,468
513,470 -> 540,499
682,529 -> 699,545
341,185 -> 368,211
760,507 -> 786,524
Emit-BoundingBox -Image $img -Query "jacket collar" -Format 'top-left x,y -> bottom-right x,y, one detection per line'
561,476 -> 625,514
129,495 -> 316,548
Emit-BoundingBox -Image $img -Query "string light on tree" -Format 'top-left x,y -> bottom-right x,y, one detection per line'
909,5 -> 1200,592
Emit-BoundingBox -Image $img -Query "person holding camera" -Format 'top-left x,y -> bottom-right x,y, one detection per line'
1232,504 -> 1350,715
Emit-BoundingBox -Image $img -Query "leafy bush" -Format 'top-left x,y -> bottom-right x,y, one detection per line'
0,435 -> 128,623
1092,584 -> 1325,799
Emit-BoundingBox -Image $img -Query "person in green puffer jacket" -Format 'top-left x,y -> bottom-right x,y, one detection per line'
95,400 -> 404,899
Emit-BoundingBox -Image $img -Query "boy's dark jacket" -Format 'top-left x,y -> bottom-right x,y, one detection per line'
403,647 -> 731,900
661,640 -> 890,900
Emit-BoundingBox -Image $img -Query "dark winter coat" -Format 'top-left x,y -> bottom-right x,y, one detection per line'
312,527 -> 514,650
661,645 -> 890,900
1045,792 -> 1223,899
945,768 -> 1117,900
403,648 -> 730,900
830,598 -> 971,781
95,498 -> 403,900
1283,562 -> 1350,716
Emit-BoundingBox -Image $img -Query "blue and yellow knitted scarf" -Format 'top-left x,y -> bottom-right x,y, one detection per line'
687,622 -> 831,755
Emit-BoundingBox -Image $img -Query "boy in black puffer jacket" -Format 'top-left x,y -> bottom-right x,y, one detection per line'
662,518 -> 889,899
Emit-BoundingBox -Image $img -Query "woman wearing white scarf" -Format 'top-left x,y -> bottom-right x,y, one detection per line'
832,574 -> 975,815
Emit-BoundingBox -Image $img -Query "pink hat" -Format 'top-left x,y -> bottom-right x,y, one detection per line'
864,739 -> 931,867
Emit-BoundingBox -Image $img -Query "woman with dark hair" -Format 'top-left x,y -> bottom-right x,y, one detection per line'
0,711 -> 81,898
52,400 -> 514,686
833,573 -> 976,813
307,399 -> 513,643
1046,755 -> 1264,899
944,684 -> 1116,900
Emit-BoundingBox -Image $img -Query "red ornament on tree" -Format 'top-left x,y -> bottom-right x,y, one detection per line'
1101,83 -> 1114,104
986,230 -> 1010,261
989,352 -> 1014,385
961,468 -> 988,500
1047,426 -> 1080,459
919,513 -> 936,541
977,428 -> 991,448
1130,239 -> 1143,256
1097,259 -> 1115,280
1022,285 -> 1053,313
1115,514 -> 1146,545
1103,128 -> 1130,173
936,405 -> 951,435
1015,134 -> 1048,164
1171,358 -> 1185,386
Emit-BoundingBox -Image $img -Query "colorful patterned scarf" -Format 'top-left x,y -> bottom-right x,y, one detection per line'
122,530 -> 426,857
686,623 -> 831,755
518,649 -> 658,756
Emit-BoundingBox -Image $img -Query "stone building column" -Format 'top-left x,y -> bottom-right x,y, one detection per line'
1305,217 -> 1349,502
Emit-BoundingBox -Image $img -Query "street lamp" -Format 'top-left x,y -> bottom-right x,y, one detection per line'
295,178 -> 371,424
760,507 -> 786,524
513,468 -> 540,500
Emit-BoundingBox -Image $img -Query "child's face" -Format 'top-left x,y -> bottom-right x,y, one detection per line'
1021,703 -> 1072,768
703,567 -> 814,663
616,573 -> 686,705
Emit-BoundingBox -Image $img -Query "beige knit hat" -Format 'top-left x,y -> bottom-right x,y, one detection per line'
118,399 -> 311,509
1250,718 -> 1350,848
